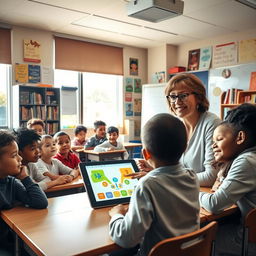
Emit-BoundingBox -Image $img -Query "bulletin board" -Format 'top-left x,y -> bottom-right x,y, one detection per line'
208,62 -> 256,117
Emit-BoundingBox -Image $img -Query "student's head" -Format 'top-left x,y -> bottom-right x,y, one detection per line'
165,74 -> 209,118
53,131 -> 71,155
93,120 -> 106,139
27,118 -> 45,136
0,130 -> 23,178
14,128 -> 41,165
107,126 -> 119,144
74,125 -> 87,141
39,135 -> 57,159
212,103 -> 256,163
142,113 -> 187,165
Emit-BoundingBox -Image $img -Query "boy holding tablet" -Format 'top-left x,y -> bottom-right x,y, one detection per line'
109,113 -> 200,256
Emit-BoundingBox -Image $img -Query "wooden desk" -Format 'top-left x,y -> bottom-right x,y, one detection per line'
1,188 -> 238,256
44,175 -> 85,198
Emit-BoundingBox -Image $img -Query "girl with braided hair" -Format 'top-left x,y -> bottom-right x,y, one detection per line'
200,103 -> 256,256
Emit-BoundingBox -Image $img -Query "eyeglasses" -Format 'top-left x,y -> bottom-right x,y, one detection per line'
166,92 -> 196,103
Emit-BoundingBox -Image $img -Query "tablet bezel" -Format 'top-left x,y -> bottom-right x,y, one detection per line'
79,160 -> 140,209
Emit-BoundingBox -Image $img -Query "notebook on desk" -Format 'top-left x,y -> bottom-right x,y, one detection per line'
79,160 -> 140,208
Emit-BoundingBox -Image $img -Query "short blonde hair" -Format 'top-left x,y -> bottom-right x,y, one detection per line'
27,118 -> 45,129
165,73 -> 209,113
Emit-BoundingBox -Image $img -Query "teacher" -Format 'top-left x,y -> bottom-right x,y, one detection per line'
138,73 -> 221,187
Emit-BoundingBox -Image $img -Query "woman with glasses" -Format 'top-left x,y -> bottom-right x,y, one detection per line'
136,73 -> 221,187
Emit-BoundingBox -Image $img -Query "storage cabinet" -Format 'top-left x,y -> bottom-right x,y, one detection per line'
13,85 -> 60,135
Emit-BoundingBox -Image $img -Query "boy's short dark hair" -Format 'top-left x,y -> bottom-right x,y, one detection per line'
27,118 -> 45,129
107,126 -> 119,135
142,113 -> 187,164
53,131 -> 70,141
94,120 -> 106,130
74,125 -> 87,135
14,128 -> 41,151
0,130 -> 17,156
224,103 -> 256,146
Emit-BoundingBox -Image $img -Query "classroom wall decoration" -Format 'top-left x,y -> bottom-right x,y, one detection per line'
24,39 -> 41,63
239,38 -> 256,63
212,42 -> 238,68
134,98 -> 142,116
152,71 -> 166,83
129,58 -> 138,76
15,63 -> 41,83
125,92 -> 132,102
134,78 -> 142,93
187,49 -> 200,71
199,46 -> 212,70
125,77 -> 133,92
125,102 -> 133,117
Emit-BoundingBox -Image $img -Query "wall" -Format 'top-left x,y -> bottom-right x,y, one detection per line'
177,28 -> 256,68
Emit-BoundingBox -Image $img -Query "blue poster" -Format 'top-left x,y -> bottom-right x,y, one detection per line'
28,64 -> 41,83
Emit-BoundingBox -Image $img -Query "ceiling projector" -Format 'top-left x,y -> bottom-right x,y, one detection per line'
127,0 -> 184,23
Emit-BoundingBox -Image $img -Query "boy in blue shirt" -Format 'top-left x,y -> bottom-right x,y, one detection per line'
109,113 -> 200,256
85,120 -> 107,149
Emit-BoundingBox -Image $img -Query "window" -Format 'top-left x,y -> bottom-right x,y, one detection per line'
82,72 -> 123,127
0,64 -> 11,128
54,70 -> 123,128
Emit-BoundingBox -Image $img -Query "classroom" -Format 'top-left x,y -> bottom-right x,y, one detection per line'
0,0 -> 256,255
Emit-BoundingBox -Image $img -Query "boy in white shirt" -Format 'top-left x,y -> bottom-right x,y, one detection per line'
94,126 -> 129,160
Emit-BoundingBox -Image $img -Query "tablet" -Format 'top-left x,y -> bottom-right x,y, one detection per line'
79,160 -> 140,208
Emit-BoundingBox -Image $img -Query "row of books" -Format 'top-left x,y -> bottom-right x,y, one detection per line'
20,91 -> 43,105
222,89 -> 243,104
46,106 -> 59,120
243,94 -> 256,104
46,123 -> 59,135
20,106 -> 46,120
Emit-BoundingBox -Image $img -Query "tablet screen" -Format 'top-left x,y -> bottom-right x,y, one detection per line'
80,160 -> 139,208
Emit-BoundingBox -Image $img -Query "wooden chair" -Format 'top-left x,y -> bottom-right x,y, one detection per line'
242,208 -> 256,256
148,221 -> 218,256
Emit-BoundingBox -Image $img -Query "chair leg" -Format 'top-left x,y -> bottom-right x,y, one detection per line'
211,241 -> 215,256
242,228 -> 248,256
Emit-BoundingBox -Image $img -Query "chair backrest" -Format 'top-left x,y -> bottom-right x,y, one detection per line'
148,221 -> 218,256
242,208 -> 256,256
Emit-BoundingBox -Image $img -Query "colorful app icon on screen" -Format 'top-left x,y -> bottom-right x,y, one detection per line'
121,190 -> 128,196
113,191 -> 121,197
97,193 -> 105,199
106,192 -> 113,198
127,189 -> 133,196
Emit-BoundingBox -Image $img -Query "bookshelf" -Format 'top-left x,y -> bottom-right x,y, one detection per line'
220,90 -> 256,119
12,85 -> 60,135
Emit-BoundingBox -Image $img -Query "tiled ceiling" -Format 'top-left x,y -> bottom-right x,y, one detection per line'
0,0 -> 256,48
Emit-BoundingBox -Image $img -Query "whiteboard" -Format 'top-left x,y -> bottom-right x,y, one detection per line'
141,83 -> 169,129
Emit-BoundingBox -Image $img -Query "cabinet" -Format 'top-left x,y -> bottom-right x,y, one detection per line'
220,90 -> 256,119
12,85 -> 60,135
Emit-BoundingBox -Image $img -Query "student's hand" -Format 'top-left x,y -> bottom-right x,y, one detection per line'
109,204 -> 129,217
55,175 -> 69,185
15,165 -> 28,180
125,171 -> 147,179
136,159 -> 153,173
64,175 -> 73,183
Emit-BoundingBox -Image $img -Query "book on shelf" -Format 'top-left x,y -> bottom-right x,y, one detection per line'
223,89 -> 230,104
223,88 -> 243,104
249,72 -> 256,91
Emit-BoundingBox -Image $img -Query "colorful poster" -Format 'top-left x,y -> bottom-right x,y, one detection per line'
125,77 -> 133,92
125,92 -> 132,102
199,46 -> 212,70
134,78 -> 142,93
24,39 -> 41,63
134,98 -> 142,116
129,58 -> 138,76
239,38 -> 256,63
28,64 -> 41,83
188,49 -> 200,71
134,120 -> 141,137
125,103 -> 133,117
15,63 -> 28,83
212,42 -> 238,68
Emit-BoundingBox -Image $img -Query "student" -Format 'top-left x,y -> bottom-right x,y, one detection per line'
71,125 -> 88,154
109,113 -> 200,256
94,126 -> 129,160
85,120 -> 107,149
27,118 -> 45,136
53,131 -> 80,169
0,130 -> 48,253
37,135 -> 79,182
15,128 -> 68,191
200,103 -> 256,256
